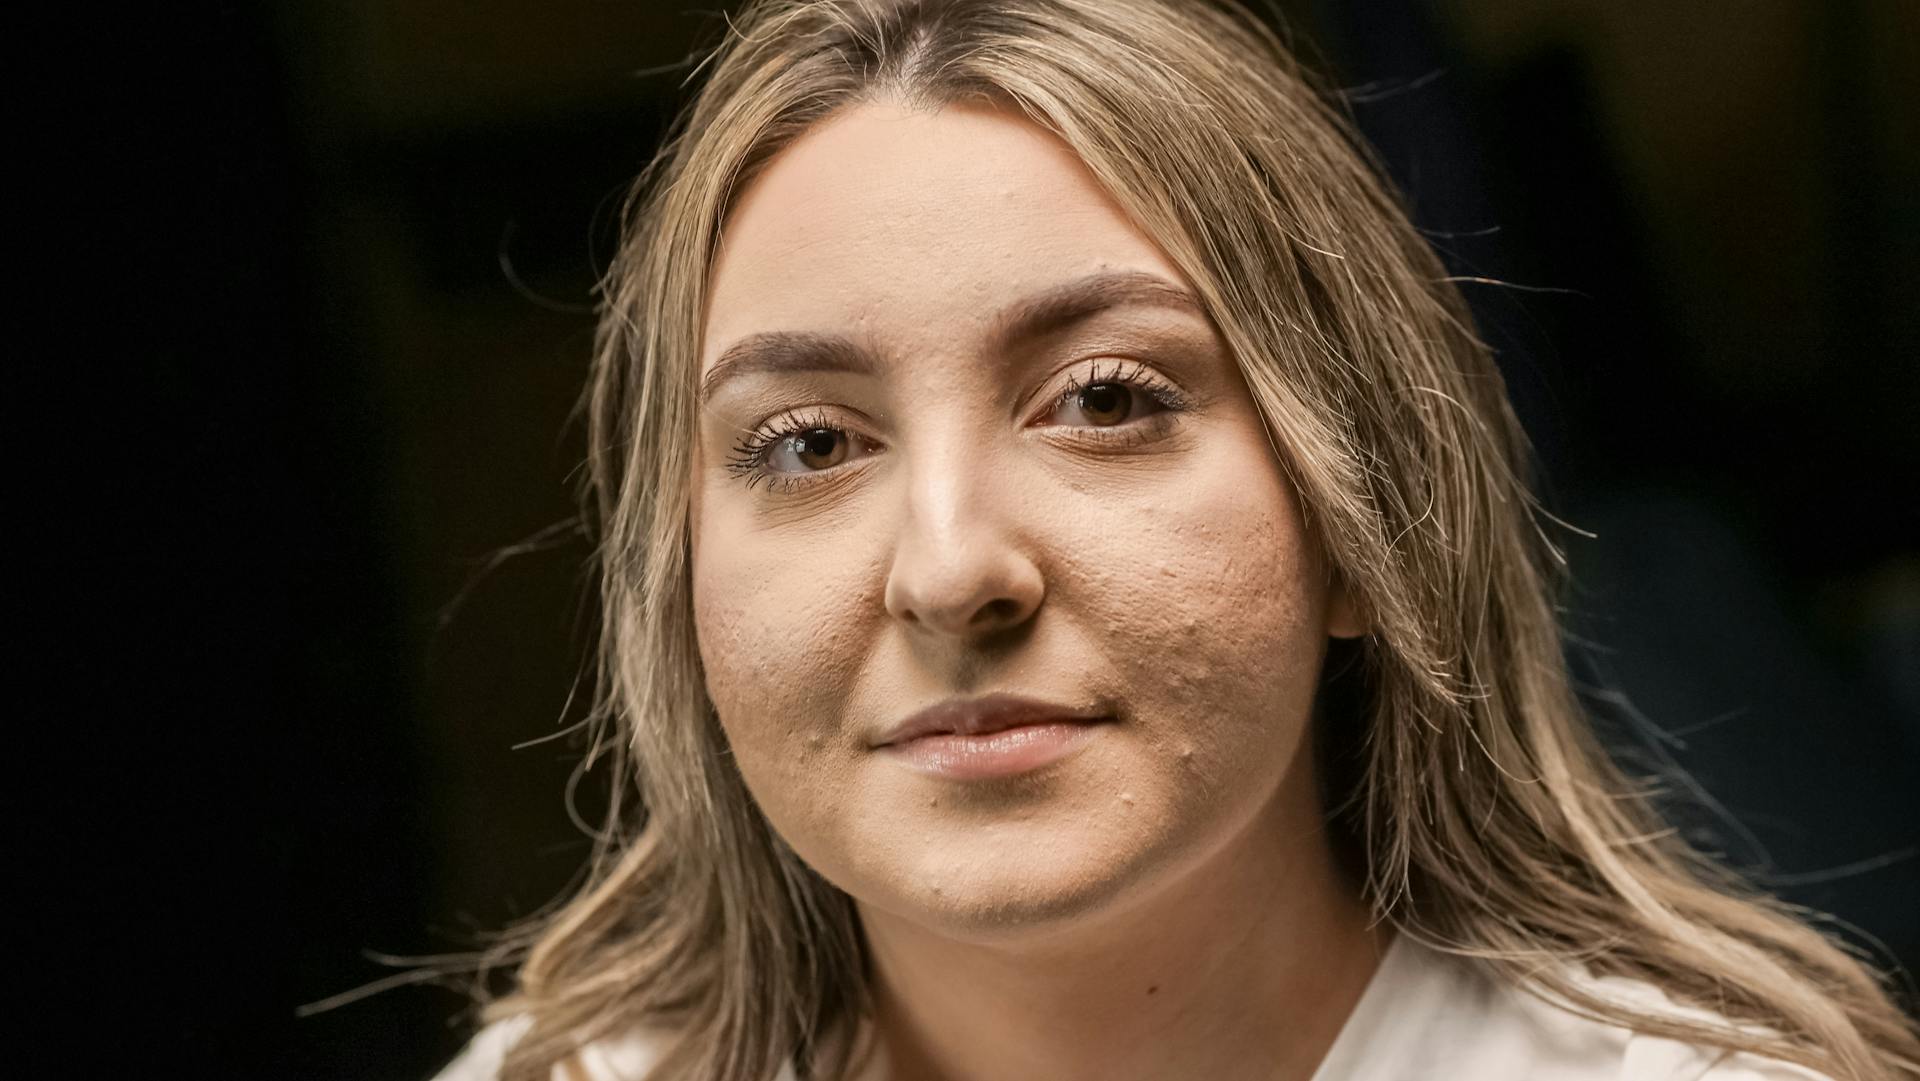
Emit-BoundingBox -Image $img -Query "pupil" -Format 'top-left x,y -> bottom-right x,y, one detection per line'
1081,383 -> 1129,423
802,430 -> 836,456
796,428 -> 842,467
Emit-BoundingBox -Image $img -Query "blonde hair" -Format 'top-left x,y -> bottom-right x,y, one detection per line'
466,1 -> 1920,1078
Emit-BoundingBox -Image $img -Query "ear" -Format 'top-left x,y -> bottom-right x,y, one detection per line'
1324,570 -> 1368,640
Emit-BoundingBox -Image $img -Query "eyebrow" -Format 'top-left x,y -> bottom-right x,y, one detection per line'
697,269 -> 1207,406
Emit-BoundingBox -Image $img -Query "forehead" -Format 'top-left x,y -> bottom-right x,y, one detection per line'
700,100 -> 1187,370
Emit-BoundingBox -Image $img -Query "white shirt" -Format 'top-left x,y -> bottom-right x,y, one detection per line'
430,932 -> 1835,1080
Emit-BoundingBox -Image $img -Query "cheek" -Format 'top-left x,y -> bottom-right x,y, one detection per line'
690,503 -> 877,827
1070,459 -> 1328,802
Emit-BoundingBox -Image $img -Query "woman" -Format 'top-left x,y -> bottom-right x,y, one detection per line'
430,0 -> 1920,1078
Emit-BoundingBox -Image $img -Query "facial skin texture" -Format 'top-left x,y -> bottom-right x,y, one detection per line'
690,101 -> 1387,1081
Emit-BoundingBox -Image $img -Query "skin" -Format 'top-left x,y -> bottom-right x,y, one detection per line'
689,100 -> 1389,1081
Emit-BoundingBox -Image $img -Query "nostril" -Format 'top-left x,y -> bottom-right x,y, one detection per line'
976,597 -> 1022,626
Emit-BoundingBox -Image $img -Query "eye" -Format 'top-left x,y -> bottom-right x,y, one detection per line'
724,407 -> 876,492
1053,379 -> 1150,427
767,427 -> 850,472
1041,359 -> 1193,430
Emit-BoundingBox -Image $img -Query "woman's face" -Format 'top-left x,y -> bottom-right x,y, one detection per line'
690,101 -> 1359,939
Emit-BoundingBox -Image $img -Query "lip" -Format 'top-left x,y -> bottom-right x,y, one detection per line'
873,692 -> 1112,747
872,692 -> 1114,781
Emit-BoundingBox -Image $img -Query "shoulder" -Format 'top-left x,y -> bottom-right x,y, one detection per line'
1323,935 -> 1838,1081
428,1017 -> 532,1081
1568,972 -> 1838,1081
427,1016 -> 688,1081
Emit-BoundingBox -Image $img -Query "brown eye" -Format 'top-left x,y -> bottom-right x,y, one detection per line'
773,428 -> 848,472
1074,382 -> 1132,426
1054,380 -> 1150,428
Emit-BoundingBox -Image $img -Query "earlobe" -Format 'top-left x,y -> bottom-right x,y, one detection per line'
1325,575 -> 1368,640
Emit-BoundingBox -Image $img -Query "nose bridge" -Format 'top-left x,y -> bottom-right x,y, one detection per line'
883,410 -> 1043,638
905,408 -> 997,538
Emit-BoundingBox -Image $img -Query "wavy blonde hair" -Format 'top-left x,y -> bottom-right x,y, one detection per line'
465,1 -> 1920,1078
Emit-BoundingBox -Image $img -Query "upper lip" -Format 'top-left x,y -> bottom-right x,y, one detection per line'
873,692 -> 1113,748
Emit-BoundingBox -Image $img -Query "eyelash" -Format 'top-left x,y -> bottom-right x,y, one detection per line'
724,406 -> 845,492
723,359 -> 1195,494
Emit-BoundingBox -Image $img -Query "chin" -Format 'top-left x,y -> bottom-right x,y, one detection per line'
846,805 -> 1195,944
752,732 -> 1282,944
885,861 -> 1141,943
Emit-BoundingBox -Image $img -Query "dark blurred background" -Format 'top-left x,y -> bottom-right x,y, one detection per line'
30,1 -> 1914,1078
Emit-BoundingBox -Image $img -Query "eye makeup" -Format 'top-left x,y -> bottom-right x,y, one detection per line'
722,405 -> 881,493
720,357 -> 1198,494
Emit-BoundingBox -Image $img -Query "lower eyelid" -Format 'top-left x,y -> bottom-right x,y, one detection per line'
768,451 -> 884,494
1039,410 -> 1184,448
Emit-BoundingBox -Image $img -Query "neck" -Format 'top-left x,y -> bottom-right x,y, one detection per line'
854,765 -> 1392,1081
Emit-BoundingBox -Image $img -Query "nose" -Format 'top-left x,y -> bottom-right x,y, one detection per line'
882,449 -> 1045,640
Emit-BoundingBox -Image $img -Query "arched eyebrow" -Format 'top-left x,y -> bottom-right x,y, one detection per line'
697,270 -> 1205,406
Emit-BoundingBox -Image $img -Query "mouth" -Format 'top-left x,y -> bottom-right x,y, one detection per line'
874,692 -> 1115,781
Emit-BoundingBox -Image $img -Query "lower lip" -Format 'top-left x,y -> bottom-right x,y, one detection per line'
881,721 -> 1107,781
